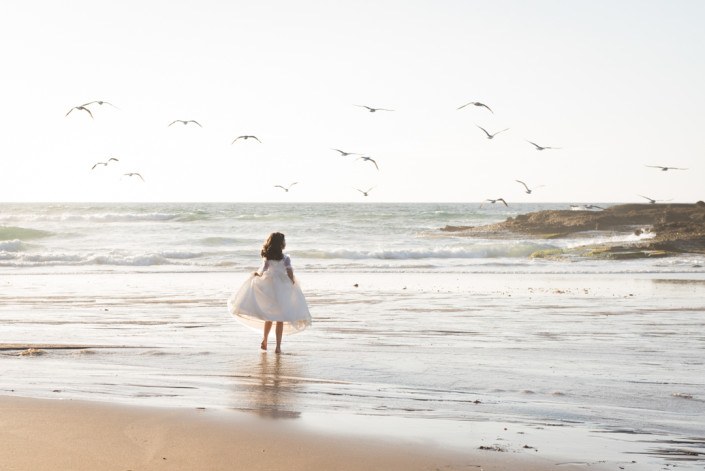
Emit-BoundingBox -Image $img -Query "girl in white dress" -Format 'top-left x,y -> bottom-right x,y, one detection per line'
228,232 -> 311,353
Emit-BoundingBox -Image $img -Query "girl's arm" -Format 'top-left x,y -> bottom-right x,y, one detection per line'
253,259 -> 268,276
285,255 -> 295,284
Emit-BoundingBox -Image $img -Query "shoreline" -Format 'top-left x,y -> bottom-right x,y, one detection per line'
0,395 -> 595,471
2,271 -> 703,470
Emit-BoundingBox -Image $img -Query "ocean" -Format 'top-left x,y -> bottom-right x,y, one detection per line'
1,202 -> 704,469
2,202 -> 702,273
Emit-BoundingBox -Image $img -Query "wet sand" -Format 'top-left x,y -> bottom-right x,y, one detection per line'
0,395 -> 589,471
1,271 -> 704,470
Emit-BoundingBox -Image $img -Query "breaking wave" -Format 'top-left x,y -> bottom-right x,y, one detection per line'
6,212 -> 211,224
0,250 -> 207,267
0,240 -> 25,252
296,243 -> 553,260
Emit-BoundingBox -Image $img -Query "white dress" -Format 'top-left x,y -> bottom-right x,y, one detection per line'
227,255 -> 311,334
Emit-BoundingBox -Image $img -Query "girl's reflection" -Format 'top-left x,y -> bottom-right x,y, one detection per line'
234,353 -> 301,419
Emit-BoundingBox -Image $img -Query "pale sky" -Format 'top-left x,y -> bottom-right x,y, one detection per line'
1,0 -> 703,203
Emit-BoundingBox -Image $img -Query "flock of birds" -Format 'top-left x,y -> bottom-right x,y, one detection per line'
66,99 -> 689,204
451,101 -> 688,209
66,101 -> 147,182
66,99 -> 385,194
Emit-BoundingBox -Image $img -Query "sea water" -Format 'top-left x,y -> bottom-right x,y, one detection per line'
4,201 -> 700,274
1,203 -> 704,469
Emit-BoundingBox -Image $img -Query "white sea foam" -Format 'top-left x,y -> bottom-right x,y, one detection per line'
0,252 -> 193,267
71,212 -> 182,223
560,230 -> 656,248
159,251 -> 204,260
91,254 -> 172,266
22,253 -> 84,263
297,243 -> 552,260
0,239 -> 25,252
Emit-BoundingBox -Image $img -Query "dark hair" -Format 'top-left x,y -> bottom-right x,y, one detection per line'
261,232 -> 286,260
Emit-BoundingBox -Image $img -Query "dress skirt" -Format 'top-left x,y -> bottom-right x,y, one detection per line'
227,260 -> 311,334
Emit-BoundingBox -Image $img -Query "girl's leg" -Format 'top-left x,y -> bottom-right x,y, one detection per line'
262,321 -> 273,350
274,322 -> 284,353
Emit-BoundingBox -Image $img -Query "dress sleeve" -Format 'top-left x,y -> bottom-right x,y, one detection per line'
283,255 -> 292,269
260,259 -> 269,273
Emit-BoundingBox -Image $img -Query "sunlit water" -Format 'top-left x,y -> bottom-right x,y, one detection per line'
1,203 -> 704,469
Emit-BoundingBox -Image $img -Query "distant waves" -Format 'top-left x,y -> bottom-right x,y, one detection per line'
1,203 -> 704,274
0,244 -> 553,268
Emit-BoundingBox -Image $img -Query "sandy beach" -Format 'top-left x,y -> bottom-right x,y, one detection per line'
2,271 -> 704,470
0,395 -> 589,471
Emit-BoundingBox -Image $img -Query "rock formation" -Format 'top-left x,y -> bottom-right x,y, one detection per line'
442,203 -> 705,258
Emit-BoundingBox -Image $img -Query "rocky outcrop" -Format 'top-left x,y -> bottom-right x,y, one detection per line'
442,202 -> 705,258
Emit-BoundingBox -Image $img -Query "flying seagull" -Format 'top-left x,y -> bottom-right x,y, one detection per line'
477,125 -> 509,139
638,195 -> 671,204
91,157 -> 119,170
515,180 -> 544,194
481,198 -> 508,207
457,101 -> 493,113
357,156 -> 379,170
65,105 -> 93,119
570,204 -> 605,211
82,100 -> 119,109
527,140 -> 560,151
274,182 -> 298,192
124,172 -> 145,181
232,135 -> 261,144
355,105 -> 394,113
356,187 -> 374,197
332,149 -> 358,156
168,119 -> 202,127
645,165 -> 688,171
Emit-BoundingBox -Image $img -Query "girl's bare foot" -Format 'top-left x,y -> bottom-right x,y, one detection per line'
275,347 -> 281,354
260,340 -> 267,351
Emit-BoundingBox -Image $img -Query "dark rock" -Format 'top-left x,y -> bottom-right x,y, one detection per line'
443,203 -> 705,256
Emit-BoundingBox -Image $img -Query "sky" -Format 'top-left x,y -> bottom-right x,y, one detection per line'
1,0 -> 703,203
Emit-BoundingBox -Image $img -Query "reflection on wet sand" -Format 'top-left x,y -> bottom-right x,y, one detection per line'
230,353 -> 301,419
